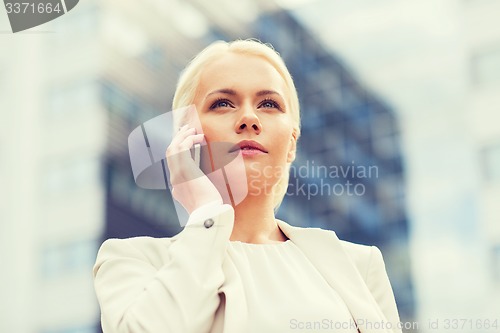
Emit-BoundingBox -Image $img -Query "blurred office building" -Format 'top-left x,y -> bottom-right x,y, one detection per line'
0,0 -> 414,332
464,0 -> 500,319
291,0 -> 500,330
0,2 -> 105,333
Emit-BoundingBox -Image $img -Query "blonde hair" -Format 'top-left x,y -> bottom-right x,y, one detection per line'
172,39 -> 301,211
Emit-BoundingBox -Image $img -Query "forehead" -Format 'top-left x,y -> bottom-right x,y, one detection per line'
197,52 -> 287,96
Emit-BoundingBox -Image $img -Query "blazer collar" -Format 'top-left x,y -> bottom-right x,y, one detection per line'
276,219 -> 392,333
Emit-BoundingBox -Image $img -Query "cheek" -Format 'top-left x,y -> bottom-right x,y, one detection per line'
196,111 -> 215,136
271,134 -> 294,162
272,120 -> 294,144
198,116 -> 231,143
200,120 -> 219,140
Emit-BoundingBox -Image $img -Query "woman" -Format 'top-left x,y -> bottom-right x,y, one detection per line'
93,39 -> 402,333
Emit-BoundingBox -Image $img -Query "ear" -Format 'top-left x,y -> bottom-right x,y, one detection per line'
287,130 -> 298,163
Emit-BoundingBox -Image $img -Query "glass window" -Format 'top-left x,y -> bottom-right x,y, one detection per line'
67,239 -> 98,271
41,244 -> 65,279
344,140 -> 365,164
472,46 -> 500,86
351,105 -> 372,140
40,154 -> 101,198
41,239 -> 98,280
493,244 -> 500,282
41,324 -> 96,333
371,112 -> 395,138
100,81 -> 157,123
142,45 -> 165,70
109,166 -> 173,225
49,3 -> 99,42
372,134 -> 397,159
46,80 -> 98,118
340,85 -> 361,111
482,142 -> 500,183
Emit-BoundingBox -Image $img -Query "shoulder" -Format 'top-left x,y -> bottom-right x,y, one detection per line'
338,239 -> 383,281
283,221 -> 384,281
298,225 -> 382,281
96,236 -> 174,269
295,224 -> 376,261
101,235 -> 173,248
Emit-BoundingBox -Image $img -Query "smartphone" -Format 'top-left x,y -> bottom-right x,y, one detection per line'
191,143 -> 201,168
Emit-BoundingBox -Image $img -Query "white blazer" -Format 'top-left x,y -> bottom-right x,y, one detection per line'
93,204 -> 402,333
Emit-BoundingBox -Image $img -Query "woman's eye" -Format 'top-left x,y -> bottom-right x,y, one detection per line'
210,99 -> 232,109
259,99 -> 281,110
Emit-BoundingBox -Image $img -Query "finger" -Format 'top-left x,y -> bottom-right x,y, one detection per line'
169,127 -> 197,151
178,133 -> 204,151
170,132 -> 203,154
166,133 -> 204,159
174,126 -> 196,142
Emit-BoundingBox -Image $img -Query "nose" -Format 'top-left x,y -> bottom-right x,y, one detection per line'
235,105 -> 261,134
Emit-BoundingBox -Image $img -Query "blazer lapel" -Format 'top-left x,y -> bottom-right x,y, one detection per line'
276,220 -> 392,333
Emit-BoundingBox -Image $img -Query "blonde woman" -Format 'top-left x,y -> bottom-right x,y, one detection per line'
93,39 -> 402,333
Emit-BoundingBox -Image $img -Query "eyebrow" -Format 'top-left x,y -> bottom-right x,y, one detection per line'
205,89 -> 283,100
256,90 -> 282,97
205,89 -> 236,100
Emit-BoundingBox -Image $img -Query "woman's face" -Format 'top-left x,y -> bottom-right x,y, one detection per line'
192,52 -> 297,191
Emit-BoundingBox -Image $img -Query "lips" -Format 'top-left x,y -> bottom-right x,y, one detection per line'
229,140 -> 268,153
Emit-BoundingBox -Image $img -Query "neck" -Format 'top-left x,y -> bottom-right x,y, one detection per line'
229,194 -> 288,244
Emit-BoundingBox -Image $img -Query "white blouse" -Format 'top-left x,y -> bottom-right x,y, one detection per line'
93,203 -> 401,333
227,240 -> 359,333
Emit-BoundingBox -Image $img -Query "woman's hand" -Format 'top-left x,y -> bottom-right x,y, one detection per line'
166,125 -> 222,215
